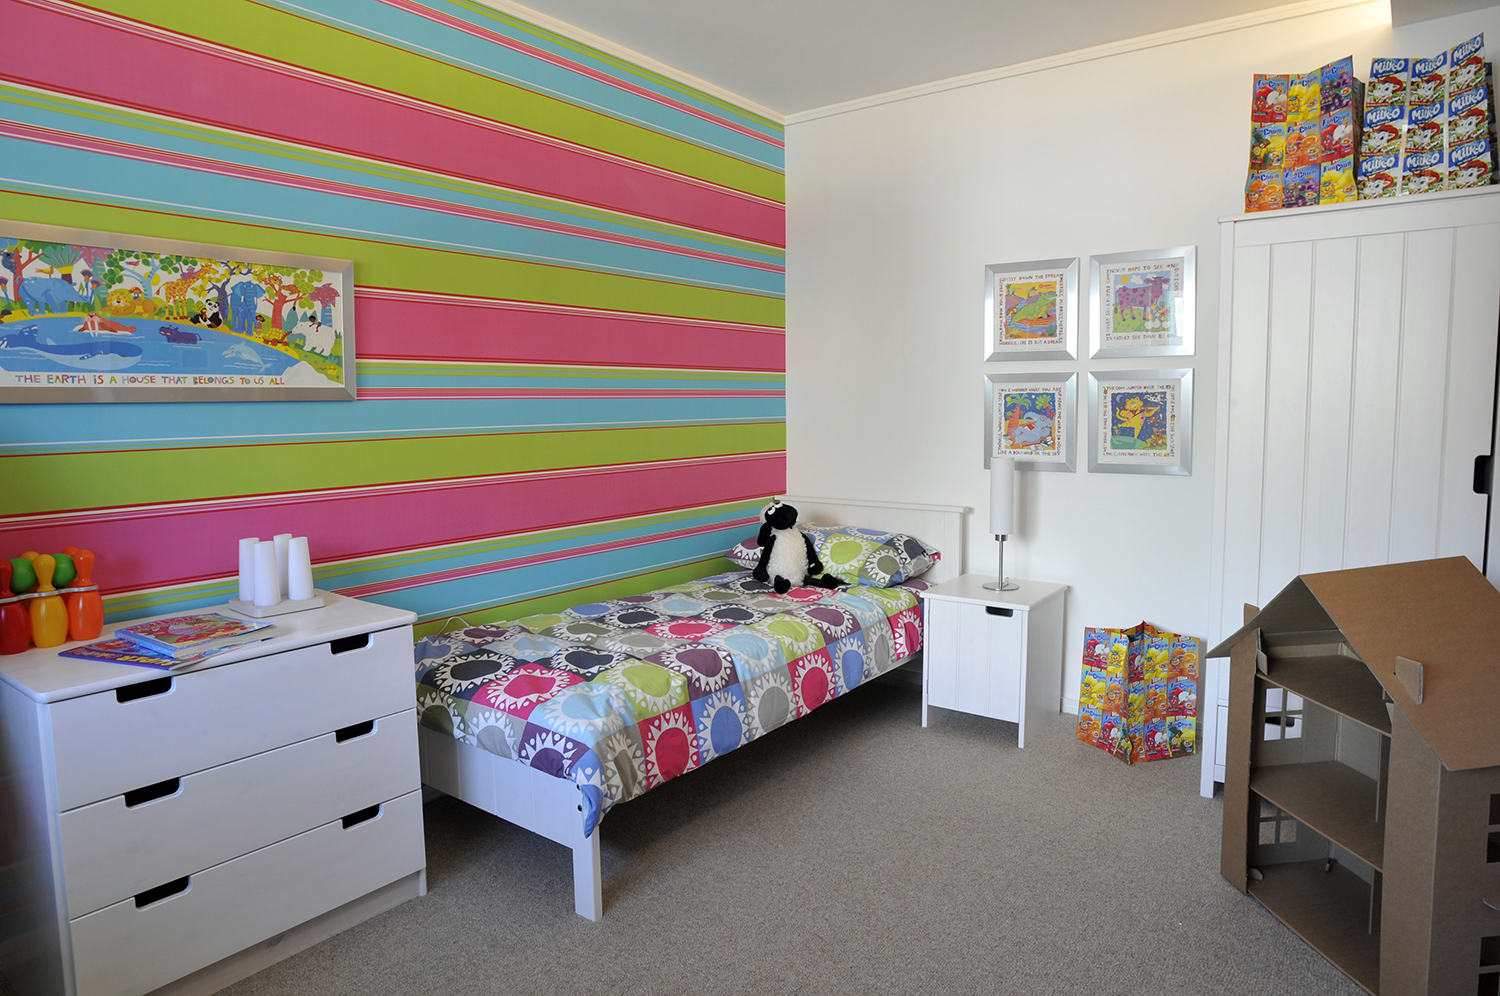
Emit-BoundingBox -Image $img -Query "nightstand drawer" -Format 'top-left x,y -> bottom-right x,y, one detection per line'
69,788 -> 425,996
60,708 -> 419,918
50,624 -> 414,811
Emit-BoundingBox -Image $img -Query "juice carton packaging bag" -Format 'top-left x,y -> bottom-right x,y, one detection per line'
1252,73 -> 1289,122
1288,70 -> 1320,123
1284,164 -> 1321,207
1358,153 -> 1401,198
1450,83 -> 1492,144
1451,137 -> 1494,188
1289,119 -> 1322,167
1450,34 -> 1486,97
1361,103 -> 1405,158
1320,155 -> 1357,203
1077,626 -> 1130,757
1321,107 -> 1358,161
1077,623 -> 1200,764
1410,50 -> 1449,106
1403,148 -> 1447,194
1406,99 -> 1447,153
1245,168 -> 1285,212
1250,122 -> 1286,169
1368,57 -> 1410,107
1321,56 -> 1358,114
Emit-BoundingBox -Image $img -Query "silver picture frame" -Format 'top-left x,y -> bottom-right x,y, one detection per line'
1087,368 -> 1193,476
1088,246 -> 1196,359
983,256 -> 1078,361
984,371 -> 1077,472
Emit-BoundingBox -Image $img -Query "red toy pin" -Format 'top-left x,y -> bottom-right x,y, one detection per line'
0,561 -> 31,655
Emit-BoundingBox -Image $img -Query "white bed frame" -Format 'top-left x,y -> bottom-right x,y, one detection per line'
419,497 -> 968,919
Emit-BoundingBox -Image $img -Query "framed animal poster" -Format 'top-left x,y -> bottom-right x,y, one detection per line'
983,256 -> 1078,361
0,219 -> 355,403
985,372 -> 1076,472
1088,246 -> 1195,358
1088,369 -> 1192,476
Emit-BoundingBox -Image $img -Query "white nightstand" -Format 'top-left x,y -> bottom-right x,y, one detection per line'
918,575 -> 1067,748
0,593 -> 426,996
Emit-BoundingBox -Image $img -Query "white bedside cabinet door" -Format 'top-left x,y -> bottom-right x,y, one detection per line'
924,599 -> 960,710
981,607 -> 1022,723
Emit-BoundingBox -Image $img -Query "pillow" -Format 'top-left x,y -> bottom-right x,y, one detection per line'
725,524 -> 939,587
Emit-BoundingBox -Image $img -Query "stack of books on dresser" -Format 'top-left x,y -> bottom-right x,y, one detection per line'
60,612 -> 275,669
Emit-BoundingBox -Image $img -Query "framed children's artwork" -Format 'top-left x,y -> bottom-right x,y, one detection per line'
984,372 -> 1077,472
983,257 -> 1078,361
1087,369 -> 1193,476
1088,246 -> 1195,358
0,219 -> 355,403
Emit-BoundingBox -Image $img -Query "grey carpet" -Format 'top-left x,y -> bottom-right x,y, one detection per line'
212,681 -> 1362,993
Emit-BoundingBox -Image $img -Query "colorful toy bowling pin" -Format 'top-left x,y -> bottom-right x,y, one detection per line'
7,555 -> 36,594
0,561 -> 29,655
28,554 -> 68,648
51,551 -> 77,589
65,549 -> 102,641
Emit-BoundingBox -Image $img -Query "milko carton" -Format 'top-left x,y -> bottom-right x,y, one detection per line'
1410,51 -> 1449,105
1357,152 -> 1401,198
1449,34 -> 1486,97
1288,70 -> 1321,123
1289,119 -> 1322,167
1368,57 -> 1410,107
1250,122 -> 1286,170
1402,147 -> 1447,194
1361,104 -> 1405,158
1320,155 -> 1357,203
1450,83 -> 1492,144
1450,137 -> 1494,188
1245,168 -> 1285,211
1253,73 -> 1289,122
1285,164 -> 1322,207
1406,100 -> 1446,153
1321,107 -> 1358,161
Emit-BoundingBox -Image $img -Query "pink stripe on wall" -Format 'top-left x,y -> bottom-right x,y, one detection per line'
2,0 -> 786,247
0,454 -> 785,594
354,288 -> 786,370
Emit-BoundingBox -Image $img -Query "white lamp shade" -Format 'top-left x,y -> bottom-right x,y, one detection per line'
990,457 -> 1016,536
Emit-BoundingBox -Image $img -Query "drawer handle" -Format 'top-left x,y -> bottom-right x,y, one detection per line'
117,677 -> 173,703
985,606 -> 1014,617
330,633 -> 370,655
135,876 -> 190,908
124,777 -> 180,807
342,804 -> 382,829
335,719 -> 375,743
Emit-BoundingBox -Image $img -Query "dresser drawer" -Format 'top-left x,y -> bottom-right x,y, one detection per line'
59,708 -> 419,918
50,624 -> 414,810
69,788 -> 424,996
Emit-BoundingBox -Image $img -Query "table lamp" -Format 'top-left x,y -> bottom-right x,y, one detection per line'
984,456 -> 1019,591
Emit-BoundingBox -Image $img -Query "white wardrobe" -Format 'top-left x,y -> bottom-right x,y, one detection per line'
1200,187 -> 1500,797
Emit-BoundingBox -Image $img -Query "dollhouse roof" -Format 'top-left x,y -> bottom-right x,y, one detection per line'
1209,557 -> 1500,771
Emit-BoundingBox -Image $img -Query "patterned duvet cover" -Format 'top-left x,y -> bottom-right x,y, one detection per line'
413,570 -> 928,834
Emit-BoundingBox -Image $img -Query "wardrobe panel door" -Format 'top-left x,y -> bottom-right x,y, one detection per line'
1390,226 -> 1455,564
1443,223 -> 1500,570
1221,244 -> 1272,637
1260,240 -> 1315,603
1344,232 -> 1406,568
1301,237 -> 1358,574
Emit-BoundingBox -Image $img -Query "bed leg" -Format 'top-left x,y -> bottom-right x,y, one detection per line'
573,830 -> 602,920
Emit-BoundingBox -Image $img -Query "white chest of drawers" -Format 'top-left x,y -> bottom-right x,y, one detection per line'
0,594 -> 426,996
919,575 -> 1068,748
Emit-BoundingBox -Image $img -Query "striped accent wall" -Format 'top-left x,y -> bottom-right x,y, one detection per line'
0,0 -> 785,634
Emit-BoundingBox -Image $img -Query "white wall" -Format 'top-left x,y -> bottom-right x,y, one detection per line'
785,0 -> 1500,710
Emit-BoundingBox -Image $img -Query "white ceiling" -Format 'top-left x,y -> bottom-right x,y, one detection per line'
505,0 -> 1346,115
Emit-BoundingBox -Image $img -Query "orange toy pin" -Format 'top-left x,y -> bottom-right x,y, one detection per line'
27,554 -> 69,648
63,548 -> 102,641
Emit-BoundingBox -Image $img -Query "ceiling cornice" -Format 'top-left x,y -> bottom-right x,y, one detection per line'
786,0 -> 1384,125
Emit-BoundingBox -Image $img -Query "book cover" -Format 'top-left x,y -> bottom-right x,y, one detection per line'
58,638 -> 188,669
116,612 -> 273,659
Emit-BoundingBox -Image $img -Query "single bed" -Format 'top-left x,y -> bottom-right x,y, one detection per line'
414,497 -> 966,918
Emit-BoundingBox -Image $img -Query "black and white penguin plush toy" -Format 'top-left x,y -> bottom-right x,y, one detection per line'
751,500 -> 844,594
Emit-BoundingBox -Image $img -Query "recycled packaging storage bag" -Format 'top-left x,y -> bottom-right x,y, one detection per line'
1076,623 -> 1201,763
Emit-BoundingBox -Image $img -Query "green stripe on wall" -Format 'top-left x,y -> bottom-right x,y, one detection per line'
88,0 -> 785,201
410,556 -> 731,636
0,192 -> 786,327
1,423 -> 788,515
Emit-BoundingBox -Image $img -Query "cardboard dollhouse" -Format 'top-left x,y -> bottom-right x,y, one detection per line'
1210,557 -> 1500,996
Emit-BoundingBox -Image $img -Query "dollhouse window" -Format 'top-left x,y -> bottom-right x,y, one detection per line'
1258,799 -> 1297,844
1488,795 -> 1500,863
1481,934 -> 1499,966
1262,688 -> 1304,741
